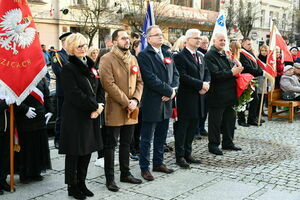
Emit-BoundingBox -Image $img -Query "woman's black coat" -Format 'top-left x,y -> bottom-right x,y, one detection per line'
59,56 -> 104,156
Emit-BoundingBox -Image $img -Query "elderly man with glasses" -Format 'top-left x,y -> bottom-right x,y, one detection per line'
173,29 -> 210,168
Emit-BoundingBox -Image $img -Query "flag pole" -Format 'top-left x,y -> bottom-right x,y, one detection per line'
9,104 -> 15,191
258,77 -> 267,126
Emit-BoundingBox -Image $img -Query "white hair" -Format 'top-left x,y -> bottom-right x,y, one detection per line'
185,29 -> 201,40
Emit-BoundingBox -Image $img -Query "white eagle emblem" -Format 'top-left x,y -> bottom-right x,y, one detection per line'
0,8 -> 36,54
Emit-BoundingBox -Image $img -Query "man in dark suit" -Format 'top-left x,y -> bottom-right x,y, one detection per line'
137,25 -> 179,181
51,32 -> 72,149
238,38 -> 266,126
195,35 -> 210,139
204,33 -> 243,155
173,29 -> 210,168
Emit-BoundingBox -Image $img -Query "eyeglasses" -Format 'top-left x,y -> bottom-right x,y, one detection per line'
76,44 -> 88,50
149,33 -> 164,37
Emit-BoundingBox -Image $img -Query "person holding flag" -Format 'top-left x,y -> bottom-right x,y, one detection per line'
238,38 -> 267,126
0,0 -> 49,190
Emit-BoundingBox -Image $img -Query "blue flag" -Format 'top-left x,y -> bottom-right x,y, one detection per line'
141,2 -> 155,50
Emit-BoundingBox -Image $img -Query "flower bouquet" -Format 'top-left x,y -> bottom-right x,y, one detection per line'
234,74 -> 256,112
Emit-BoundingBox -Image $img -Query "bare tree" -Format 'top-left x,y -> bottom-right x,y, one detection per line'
224,0 -> 260,38
70,0 -> 117,47
121,0 -> 174,33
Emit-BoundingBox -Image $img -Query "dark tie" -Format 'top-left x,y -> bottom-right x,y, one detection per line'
192,53 -> 198,64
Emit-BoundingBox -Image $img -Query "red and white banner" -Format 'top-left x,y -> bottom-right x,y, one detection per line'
0,0 -> 47,105
273,26 -> 293,63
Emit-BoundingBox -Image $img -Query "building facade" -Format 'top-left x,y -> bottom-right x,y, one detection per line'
28,0 -> 220,48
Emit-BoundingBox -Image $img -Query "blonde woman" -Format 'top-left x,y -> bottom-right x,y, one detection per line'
87,46 -> 99,62
257,45 -> 269,116
229,40 -> 242,65
171,36 -> 186,54
60,33 -> 104,199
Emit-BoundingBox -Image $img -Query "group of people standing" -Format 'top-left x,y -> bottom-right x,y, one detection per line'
1,23 -> 300,199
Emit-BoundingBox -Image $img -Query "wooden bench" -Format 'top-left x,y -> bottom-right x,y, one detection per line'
268,89 -> 300,123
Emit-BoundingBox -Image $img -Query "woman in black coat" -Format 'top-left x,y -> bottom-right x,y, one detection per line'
59,33 -> 104,200
15,78 -> 53,183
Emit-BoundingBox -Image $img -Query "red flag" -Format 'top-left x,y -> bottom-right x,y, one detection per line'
266,25 -> 277,77
0,0 -> 46,105
274,26 -> 293,63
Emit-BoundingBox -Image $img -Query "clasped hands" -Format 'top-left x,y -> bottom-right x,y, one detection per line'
199,82 -> 210,94
91,103 -> 104,119
162,88 -> 176,102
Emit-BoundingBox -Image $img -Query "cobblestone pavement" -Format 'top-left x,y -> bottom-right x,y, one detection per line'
2,115 -> 300,200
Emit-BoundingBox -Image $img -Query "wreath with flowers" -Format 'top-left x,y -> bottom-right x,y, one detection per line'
234,80 -> 256,112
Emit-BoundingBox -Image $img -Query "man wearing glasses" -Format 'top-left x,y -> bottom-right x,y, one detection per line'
100,29 -> 144,192
137,25 -> 179,181
173,29 -> 210,168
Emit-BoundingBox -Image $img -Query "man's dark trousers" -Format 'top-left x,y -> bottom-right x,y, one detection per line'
174,119 -> 199,161
139,119 -> 169,172
104,125 -> 135,181
55,96 -> 64,143
208,106 -> 236,148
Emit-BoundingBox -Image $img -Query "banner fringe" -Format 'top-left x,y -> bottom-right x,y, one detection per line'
0,65 -> 47,105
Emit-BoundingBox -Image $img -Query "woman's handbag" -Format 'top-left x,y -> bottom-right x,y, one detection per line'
281,92 -> 296,100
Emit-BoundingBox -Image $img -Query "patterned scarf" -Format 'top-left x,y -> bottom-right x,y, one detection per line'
111,46 -> 133,67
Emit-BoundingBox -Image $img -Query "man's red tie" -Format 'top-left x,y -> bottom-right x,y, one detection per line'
193,53 -> 198,63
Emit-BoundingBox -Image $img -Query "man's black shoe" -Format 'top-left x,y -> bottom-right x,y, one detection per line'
248,121 -> 261,126
260,119 -> 265,123
54,140 -> 59,149
0,189 -> 3,195
185,155 -> 201,164
106,180 -> 119,192
194,133 -> 202,140
238,121 -> 249,127
176,158 -> 190,168
120,175 -> 142,184
222,145 -> 242,151
0,181 -> 10,192
199,130 -> 208,136
209,147 -> 223,155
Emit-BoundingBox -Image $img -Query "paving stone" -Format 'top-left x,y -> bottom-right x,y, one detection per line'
256,190 -> 300,200
183,180 -> 261,200
135,171 -> 215,199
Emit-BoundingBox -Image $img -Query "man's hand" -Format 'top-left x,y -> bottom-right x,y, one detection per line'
202,82 -> 210,92
90,111 -> 99,119
231,65 -> 244,76
45,112 -> 53,124
26,107 -> 36,119
199,89 -> 207,94
128,99 -> 138,111
162,89 -> 176,101
97,103 -> 104,114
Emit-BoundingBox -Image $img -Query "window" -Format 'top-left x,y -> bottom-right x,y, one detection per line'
269,11 -> 273,27
72,0 -> 87,5
260,10 -> 265,28
170,0 -> 193,7
282,13 -> 287,29
168,28 -> 186,42
201,0 -> 220,11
